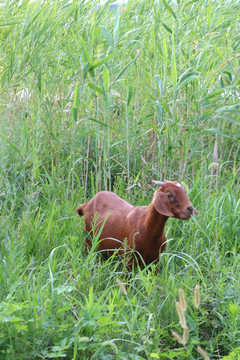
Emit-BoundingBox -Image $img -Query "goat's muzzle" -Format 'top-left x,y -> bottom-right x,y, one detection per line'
181,205 -> 198,220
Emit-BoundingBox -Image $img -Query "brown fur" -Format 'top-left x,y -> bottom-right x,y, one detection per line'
76,181 -> 198,269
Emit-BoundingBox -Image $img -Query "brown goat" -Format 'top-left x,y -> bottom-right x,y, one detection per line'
76,181 -> 198,269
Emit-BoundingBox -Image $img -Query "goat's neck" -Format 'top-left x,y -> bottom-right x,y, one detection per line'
144,203 -> 168,242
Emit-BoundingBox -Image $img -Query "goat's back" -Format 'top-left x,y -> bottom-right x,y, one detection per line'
84,191 -> 133,216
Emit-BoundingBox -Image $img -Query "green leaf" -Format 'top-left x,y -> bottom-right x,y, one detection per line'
216,104 -> 240,114
213,115 -> 240,126
112,53 -> 140,85
163,0 -> 177,19
119,26 -> 146,41
162,32 -> 168,70
55,285 -> 76,294
127,85 -> 133,106
205,128 -> 231,138
155,100 -> 164,122
147,122 -> 160,136
113,7 -> 120,43
56,305 -> 72,314
100,25 -> 115,50
72,82 -> 79,122
34,157 -> 39,181
171,28 -> 177,89
159,350 -> 186,359
73,82 -> 79,109
221,347 -> 240,360
89,52 -> 115,71
150,354 -> 160,359
89,67 -> 95,78
88,83 -> 105,96
7,140 -> 21,155
162,22 -> 172,34
177,73 -> 199,89
88,285 -> 93,308
155,75 -> 164,96
103,65 -> 110,91
83,61 -> 90,80
87,117 -> 117,131
80,37 -> 91,64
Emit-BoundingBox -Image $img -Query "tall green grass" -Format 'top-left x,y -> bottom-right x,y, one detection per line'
0,0 -> 239,358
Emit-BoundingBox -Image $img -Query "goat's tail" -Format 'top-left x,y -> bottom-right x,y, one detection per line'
76,203 -> 87,216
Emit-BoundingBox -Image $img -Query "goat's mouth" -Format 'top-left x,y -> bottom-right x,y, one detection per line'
180,211 -> 193,220
180,208 -> 198,220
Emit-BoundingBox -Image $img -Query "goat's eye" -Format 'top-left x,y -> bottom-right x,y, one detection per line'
168,193 -> 178,205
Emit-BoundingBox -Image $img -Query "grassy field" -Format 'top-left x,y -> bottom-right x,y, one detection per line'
0,0 -> 239,358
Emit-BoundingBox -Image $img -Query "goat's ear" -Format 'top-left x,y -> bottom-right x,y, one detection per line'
153,191 -> 174,217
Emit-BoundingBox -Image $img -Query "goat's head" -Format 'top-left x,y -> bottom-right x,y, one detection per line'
152,180 -> 198,220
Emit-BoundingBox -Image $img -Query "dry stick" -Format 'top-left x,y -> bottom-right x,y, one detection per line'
220,53 -> 240,67
211,115 -> 219,189
214,138 -> 219,189
178,94 -> 185,178
210,137 -> 218,190
66,296 -> 80,322
126,91 -> 130,188
98,134 -> 101,192
98,134 -> 105,192
219,117 -> 225,162
141,155 -> 147,188
180,147 -> 191,180
97,93 -> 101,192
147,129 -> 156,159
149,63 -> 156,167
230,144 -> 240,177
84,133 -> 91,199
111,157 -> 128,172
184,149 -> 191,180
226,144 -> 235,165
107,100 -> 111,192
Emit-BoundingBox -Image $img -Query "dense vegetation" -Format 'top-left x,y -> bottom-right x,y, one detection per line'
0,0 -> 239,358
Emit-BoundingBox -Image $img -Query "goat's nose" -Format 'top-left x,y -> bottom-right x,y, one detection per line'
187,206 -> 193,214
